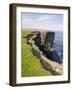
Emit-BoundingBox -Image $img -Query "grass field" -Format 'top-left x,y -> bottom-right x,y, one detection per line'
21,31 -> 52,77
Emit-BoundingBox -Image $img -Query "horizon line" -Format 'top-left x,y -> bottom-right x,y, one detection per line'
22,28 -> 63,32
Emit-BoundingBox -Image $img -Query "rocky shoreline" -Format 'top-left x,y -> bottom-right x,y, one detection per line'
26,31 -> 63,75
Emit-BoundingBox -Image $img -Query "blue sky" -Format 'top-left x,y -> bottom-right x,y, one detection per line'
21,13 -> 63,31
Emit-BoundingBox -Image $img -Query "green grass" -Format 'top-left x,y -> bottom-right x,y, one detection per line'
21,31 -> 52,77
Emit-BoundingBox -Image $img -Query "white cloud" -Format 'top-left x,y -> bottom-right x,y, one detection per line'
22,13 -> 63,31
37,15 -> 56,22
37,15 -> 48,21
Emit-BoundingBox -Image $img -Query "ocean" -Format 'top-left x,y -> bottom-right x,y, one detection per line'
53,32 -> 63,63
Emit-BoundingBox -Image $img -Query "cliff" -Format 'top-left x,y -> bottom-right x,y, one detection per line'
26,32 -> 63,75
33,31 -> 55,48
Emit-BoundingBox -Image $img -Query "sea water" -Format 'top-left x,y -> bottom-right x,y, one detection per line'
53,32 -> 63,63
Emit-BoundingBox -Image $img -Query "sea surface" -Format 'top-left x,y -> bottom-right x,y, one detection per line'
53,32 -> 63,63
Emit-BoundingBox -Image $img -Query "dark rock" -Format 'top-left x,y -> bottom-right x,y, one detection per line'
33,31 -> 62,64
39,45 -> 62,64
45,32 -> 55,48
33,32 -> 41,47
46,50 -> 62,64
33,31 -> 55,48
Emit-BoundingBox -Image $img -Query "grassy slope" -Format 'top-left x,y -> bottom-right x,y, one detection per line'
21,31 -> 52,77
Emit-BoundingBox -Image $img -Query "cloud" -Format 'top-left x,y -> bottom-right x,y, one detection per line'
37,15 -> 49,21
22,13 -> 63,31
37,14 -> 57,22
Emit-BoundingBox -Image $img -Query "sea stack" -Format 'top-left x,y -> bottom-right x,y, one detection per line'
40,32 -> 55,48
33,31 -> 55,48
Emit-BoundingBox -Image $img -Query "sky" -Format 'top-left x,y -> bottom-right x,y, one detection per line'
21,13 -> 63,31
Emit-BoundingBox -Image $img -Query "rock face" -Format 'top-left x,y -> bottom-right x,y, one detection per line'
44,32 -> 55,48
33,32 -> 41,47
40,32 -> 47,45
33,31 -> 55,48
33,31 -> 61,64
26,32 -> 63,75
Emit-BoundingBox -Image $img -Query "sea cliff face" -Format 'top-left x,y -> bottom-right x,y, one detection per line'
33,31 -> 55,48
26,31 -> 63,75
33,31 -> 62,64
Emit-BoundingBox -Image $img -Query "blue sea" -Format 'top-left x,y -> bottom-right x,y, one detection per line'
53,32 -> 63,63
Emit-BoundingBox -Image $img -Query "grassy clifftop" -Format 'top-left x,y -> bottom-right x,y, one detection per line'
21,31 -> 52,77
